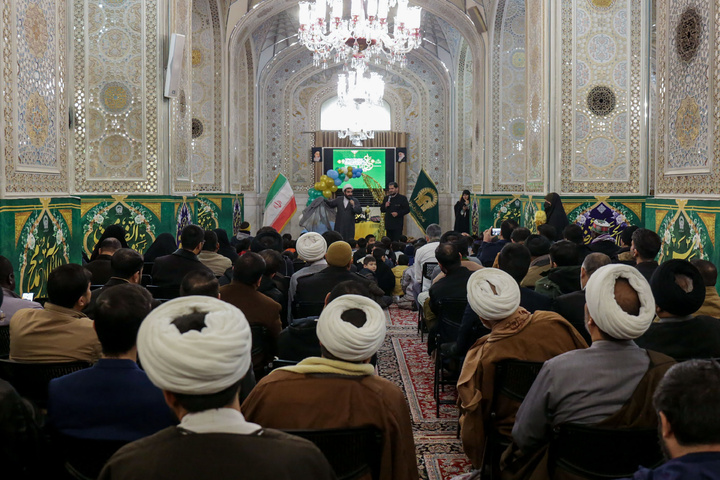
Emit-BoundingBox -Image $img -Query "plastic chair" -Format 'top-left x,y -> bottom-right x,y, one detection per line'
283,426 -> 383,480
417,262 -> 438,340
0,359 -> 92,409
549,424 -> 664,479
483,359 -> 545,479
0,324 -> 9,358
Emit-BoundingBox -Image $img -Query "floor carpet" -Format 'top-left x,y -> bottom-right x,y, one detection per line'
379,305 -> 473,480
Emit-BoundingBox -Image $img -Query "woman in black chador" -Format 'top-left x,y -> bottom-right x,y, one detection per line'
454,190 -> 472,234
544,192 -> 569,241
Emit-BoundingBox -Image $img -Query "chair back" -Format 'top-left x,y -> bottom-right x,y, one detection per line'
494,359 -> 545,403
55,434 -> 128,480
292,301 -> 325,320
250,324 -> 276,379
550,424 -> 664,479
141,274 -> 152,287
284,426 -> 383,480
435,297 -> 468,345
0,325 -> 9,358
90,285 -> 104,291
421,262 -> 438,290
146,285 -> 180,301
142,262 -> 154,276
0,359 -> 92,409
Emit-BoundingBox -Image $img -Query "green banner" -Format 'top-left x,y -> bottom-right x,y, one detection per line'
409,169 -> 439,233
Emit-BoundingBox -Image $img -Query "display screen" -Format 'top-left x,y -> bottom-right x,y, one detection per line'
331,149 -> 389,189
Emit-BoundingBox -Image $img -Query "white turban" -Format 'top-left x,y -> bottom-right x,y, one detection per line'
317,294 -> 386,362
296,232 -> 327,262
467,268 -> 521,321
585,264 -> 655,340
137,296 -> 252,395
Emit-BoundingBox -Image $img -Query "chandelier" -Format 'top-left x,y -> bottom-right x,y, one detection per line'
337,63 -> 385,108
298,0 -> 423,69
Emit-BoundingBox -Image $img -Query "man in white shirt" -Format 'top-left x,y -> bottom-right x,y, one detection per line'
412,224 -> 442,305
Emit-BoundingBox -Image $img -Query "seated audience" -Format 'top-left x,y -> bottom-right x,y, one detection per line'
624,359 -> 720,480
86,237 -> 122,285
0,255 -> 42,325
617,225 -> 639,264
214,228 -> 239,264
372,247 -> 396,295
412,224 -> 442,293
197,230 -> 232,276
151,225 -> 213,289
392,254 -> 409,301
257,249 -> 289,325
537,223 -> 557,244
587,219 -> 620,260
287,232 -> 328,317
691,258 -> 720,318
48,284 -> 174,441
534,240 -> 582,299
180,270 -> 220,298
552,252 -> 611,344
143,233 -> 177,263
11,264 -> 101,363
252,228 -> 294,277
632,228 -> 662,281
352,237 -> 369,265
219,253 -> 282,373
98,297 -> 335,480
432,235 -> 482,283
563,224 -> 591,263
456,269 -> 587,467
636,259 -> 720,360
243,293 -> 418,480
358,255 -> 377,281
520,234 -> 552,288
90,225 -> 128,261
479,220 -> 517,267
507,265 -> 674,476
84,248 -> 148,319
0,378 -> 43,478
234,220 -> 252,241
397,257 -> 417,310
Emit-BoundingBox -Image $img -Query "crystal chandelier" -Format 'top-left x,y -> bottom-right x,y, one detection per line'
337,101 -> 377,146
337,63 -> 385,108
298,0 -> 422,69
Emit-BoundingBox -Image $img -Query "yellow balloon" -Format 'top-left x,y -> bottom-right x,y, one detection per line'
314,182 -> 323,190
320,175 -> 330,182
331,185 -> 338,192
322,189 -> 332,198
346,166 -> 353,172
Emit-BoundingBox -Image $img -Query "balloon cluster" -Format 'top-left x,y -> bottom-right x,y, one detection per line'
306,166 -> 364,203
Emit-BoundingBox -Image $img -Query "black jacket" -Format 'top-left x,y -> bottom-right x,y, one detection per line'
151,249 -> 214,288
380,194 -> 410,230
552,290 -> 591,344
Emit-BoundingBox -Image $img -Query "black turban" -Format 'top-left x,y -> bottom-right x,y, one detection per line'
250,231 -> 283,253
650,259 -> 705,316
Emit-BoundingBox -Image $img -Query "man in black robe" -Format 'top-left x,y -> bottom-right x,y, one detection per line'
325,185 -> 362,242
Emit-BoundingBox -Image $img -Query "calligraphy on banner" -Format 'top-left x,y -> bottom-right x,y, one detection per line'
196,197 -> 220,232
176,200 -> 192,243
657,209 -> 713,262
18,209 -> 71,297
491,197 -> 522,227
83,201 -> 158,255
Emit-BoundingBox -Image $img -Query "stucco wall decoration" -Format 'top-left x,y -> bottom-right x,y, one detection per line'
73,0 -> 159,193
171,0 -> 194,193
2,0 -> 68,194
457,42 -> 475,192
559,0 -> 642,194
229,40 -> 255,192
491,0 -> 527,192
525,0 -> 547,192
656,0 -> 715,197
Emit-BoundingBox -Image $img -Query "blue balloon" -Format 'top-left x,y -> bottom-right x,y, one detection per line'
327,169 -> 339,179
334,177 -> 343,186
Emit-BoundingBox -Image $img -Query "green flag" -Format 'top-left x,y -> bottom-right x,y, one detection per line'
409,168 -> 440,233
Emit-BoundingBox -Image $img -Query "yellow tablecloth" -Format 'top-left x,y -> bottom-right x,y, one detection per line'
355,222 -> 382,240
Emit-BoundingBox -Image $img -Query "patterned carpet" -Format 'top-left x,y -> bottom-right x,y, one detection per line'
379,305 -> 473,480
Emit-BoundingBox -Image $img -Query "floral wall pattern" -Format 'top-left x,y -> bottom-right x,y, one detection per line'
171,0 -> 193,193
81,199 -> 159,256
457,42 -> 475,192
559,0 -> 643,194
525,0 -> 546,192
2,0 -> 68,194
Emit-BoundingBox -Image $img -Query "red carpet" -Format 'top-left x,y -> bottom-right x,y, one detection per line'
380,305 -> 473,479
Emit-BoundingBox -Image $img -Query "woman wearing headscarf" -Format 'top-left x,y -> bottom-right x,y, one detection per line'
143,233 -> 177,263
90,224 -> 129,261
544,192 -> 569,241
214,229 -> 239,264
454,190 -> 472,234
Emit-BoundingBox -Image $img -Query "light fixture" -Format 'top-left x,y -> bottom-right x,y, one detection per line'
337,101 -> 377,146
298,0 -> 422,69
337,63 -> 385,108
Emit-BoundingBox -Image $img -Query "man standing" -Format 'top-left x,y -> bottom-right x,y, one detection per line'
325,185 -> 362,242
381,182 -> 410,241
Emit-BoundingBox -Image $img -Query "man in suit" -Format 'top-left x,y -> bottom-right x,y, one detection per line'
151,225 -> 213,290
380,182 -> 410,241
48,284 -> 175,441
0,255 -> 42,325
84,248 -> 148,319
632,228 -> 662,282
85,237 -> 121,285
552,252 -> 611,344
325,185 -> 362,241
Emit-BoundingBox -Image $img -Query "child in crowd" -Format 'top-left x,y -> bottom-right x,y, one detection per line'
359,255 -> 378,281
392,254 -> 409,302
397,254 -> 416,310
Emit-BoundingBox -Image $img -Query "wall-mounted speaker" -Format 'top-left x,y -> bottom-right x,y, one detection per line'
164,33 -> 186,98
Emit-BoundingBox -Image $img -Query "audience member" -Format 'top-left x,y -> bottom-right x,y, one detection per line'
214,229 -> 239,264
321,230 -> 344,248
544,193 -> 568,241
48,284 -> 174,441
235,221 -> 252,241
243,293 -> 419,480
98,297 -> 335,480
392,254 -> 409,300
537,223 -> 557,244
287,233 -> 328,319
588,219 -> 620,260
507,265 -> 674,476
412,224 -> 442,293
84,248 -> 146,319
552,252 -> 611,344
143,233 -> 177,263
636,259 -> 720,359
0,379 -> 43,478
372,246 -> 396,295
617,225 -> 639,264
151,226 -> 213,289
197,231 -> 232,276
534,240 -> 582,299
624,359 -> 720,480
457,269 -> 587,468
11,264 -> 101,363
90,225 -> 128,262
520,234 -> 552,288
359,255 -> 377,281
0,255 -> 42,325
632,228 -> 662,281
251,228 -> 293,276
563,224 -> 591,263
432,235 -> 482,283
180,270 -> 220,298
86,237 -> 122,285
479,220 -> 517,267
510,227 -> 531,244
692,258 -> 720,318
257,249 -> 289,325
353,237 -> 369,265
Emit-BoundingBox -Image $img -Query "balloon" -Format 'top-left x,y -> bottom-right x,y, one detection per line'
345,175 -> 351,182
322,189 -> 332,198
347,166 -> 353,173
327,169 -> 339,179
331,185 -> 338,192
314,182 -> 322,191
320,175 -> 330,182
334,177 -> 342,186
337,167 -> 345,175
355,167 -> 362,174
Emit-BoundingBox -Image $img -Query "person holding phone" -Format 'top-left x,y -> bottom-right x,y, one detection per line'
454,190 -> 472,234
479,220 -> 518,267
325,185 -> 362,241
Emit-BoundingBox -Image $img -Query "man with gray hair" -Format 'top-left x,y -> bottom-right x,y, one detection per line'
412,223 -> 442,293
98,297 -> 335,480
552,252 -> 611,344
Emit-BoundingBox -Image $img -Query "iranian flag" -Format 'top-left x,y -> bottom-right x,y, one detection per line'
263,174 -> 297,232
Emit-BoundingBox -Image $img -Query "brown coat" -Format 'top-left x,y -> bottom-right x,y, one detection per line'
242,363 -> 419,480
695,286 -> 720,318
219,281 -> 282,338
457,309 -> 588,467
